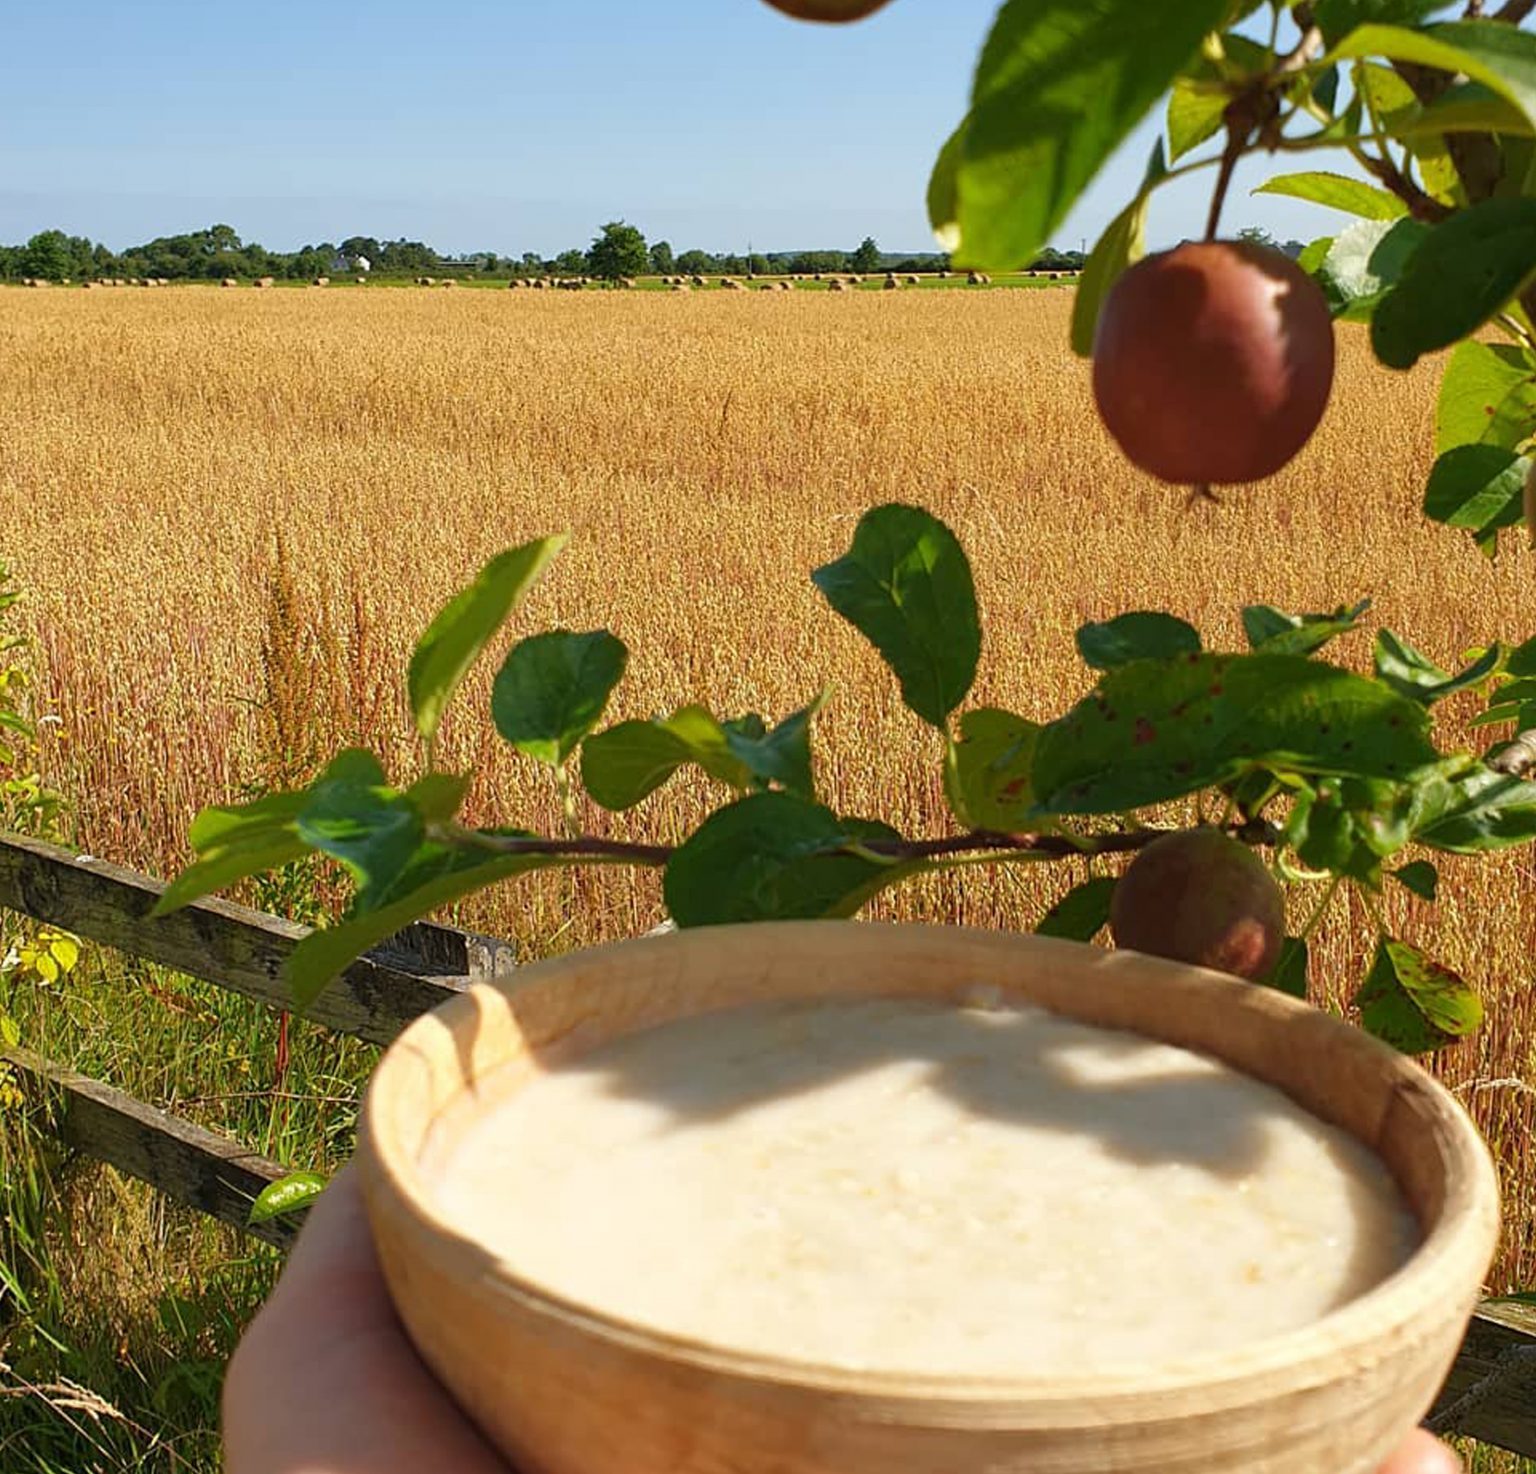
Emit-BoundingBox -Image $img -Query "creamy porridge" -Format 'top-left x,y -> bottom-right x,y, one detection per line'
423,995 -> 1416,1376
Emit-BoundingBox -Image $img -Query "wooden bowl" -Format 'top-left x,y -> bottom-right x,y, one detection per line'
357,921 -> 1499,1474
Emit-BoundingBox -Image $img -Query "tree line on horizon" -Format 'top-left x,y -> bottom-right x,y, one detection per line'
0,220 -> 1104,284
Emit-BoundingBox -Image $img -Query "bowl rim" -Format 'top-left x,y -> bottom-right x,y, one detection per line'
359,919 -> 1500,1409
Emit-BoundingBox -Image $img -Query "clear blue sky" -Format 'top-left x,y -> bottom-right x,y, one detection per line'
1,0 -> 1348,257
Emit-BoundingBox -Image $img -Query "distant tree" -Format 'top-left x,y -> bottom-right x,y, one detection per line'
519,252 -> 545,277
649,240 -> 675,276
20,231 -> 79,280
480,253 -> 500,273
849,236 -> 881,273
586,220 -> 649,281
719,252 -> 745,275
377,239 -> 438,273
677,248 -> 719,275
340,236 -> 382,266
789,250 -> 847,275
748,252 -> 771,277
204,223 -> 242,256
554,248 -> 588,276
1238,225 -> 1281,252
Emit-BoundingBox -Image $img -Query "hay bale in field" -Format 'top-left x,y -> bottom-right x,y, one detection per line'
967,271 -> 992,285
827,279 -> 848,292
255,276 -> 275,289
313,276 -> 330,287
758,282 -> 776,291
849,273 -> 862,283
440,279 -> 456,288
533,278 -> 549,289
158,278 -> 171,287
113,278 -> 126,286
905,274 -> 919,285
778,280 -> 793,291
81,280 -> 97,289
672,282 -> 691,292
883,276 -> 900,290
939,269 -> 951,278
721,278 -> 745,291
618,277 -> 637,289
222,277 -> 238,288
691,275 -> 706,287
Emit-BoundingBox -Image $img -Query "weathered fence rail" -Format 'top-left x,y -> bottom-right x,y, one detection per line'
1,831 -> 1532,1452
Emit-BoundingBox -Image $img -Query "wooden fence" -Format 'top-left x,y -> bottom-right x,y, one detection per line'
0,831 -> 1533,1454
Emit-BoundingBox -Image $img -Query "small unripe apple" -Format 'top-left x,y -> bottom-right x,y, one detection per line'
759,0 -> 894,19
1092,240 -> 1336,487
1110,829 -> 1285,982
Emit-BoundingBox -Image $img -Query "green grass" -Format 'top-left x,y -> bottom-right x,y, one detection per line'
0,937 -> 372,1472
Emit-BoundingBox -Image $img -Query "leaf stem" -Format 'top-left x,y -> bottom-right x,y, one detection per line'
444,825 -> 673,867
436,820 -> 1288,873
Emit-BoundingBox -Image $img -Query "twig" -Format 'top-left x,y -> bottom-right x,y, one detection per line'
446,828 -> 673,866
444,822 -> 1285,870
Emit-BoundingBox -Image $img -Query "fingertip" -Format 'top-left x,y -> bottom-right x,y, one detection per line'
1379,1429 -> 1462,1474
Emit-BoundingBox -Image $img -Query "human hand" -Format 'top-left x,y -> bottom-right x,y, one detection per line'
223,1165 -> 1461,1474
222,1164 -> 511,1474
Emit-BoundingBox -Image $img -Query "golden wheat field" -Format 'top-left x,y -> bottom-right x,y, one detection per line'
3,284 -> 1536,1301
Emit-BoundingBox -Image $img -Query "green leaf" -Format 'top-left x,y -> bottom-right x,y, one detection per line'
1033,653 -> 1437,816
1071,195 -> 1150,358
491,629 -> 627,767
1265,937 -> 1310,999
1298,236 -> 1335,276
945,708 -> 1040,830
1076,612 -> 1202,670
1167,79 -> 1228,162
249,1172 -> 327,1226
663,793 -> 911,928
1286,780 -> 1394,881
1330,22 -> 1536,135
405,771 -> 473,824
927,122 -> 965,251
1435,340 -> 1536,456
581,706 -> 754,810
1414,765 -> 1536,852
1313,217 -> 1430,322
723,695 -> 825,802
1392,859 -> 1439,900
812,504 -> 980,730
1373,630 -> 1502,705
1253,171 -> 1406,222
295,759 -> 424,908
1314,0 -> 1447,47
1506,637 -> 1536,678
1036,876 -> 1117,942
152,790 -> 310,916
285,834 -> 563,1011
1354,936 -> 1482,1054
935,0 -> 1227,271
407,536 -> 567,744
1423,445 -> 1532,535
1408,81 -> 1533,140
1371,200 -> 1536,370
1241,599 -> 1370,656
